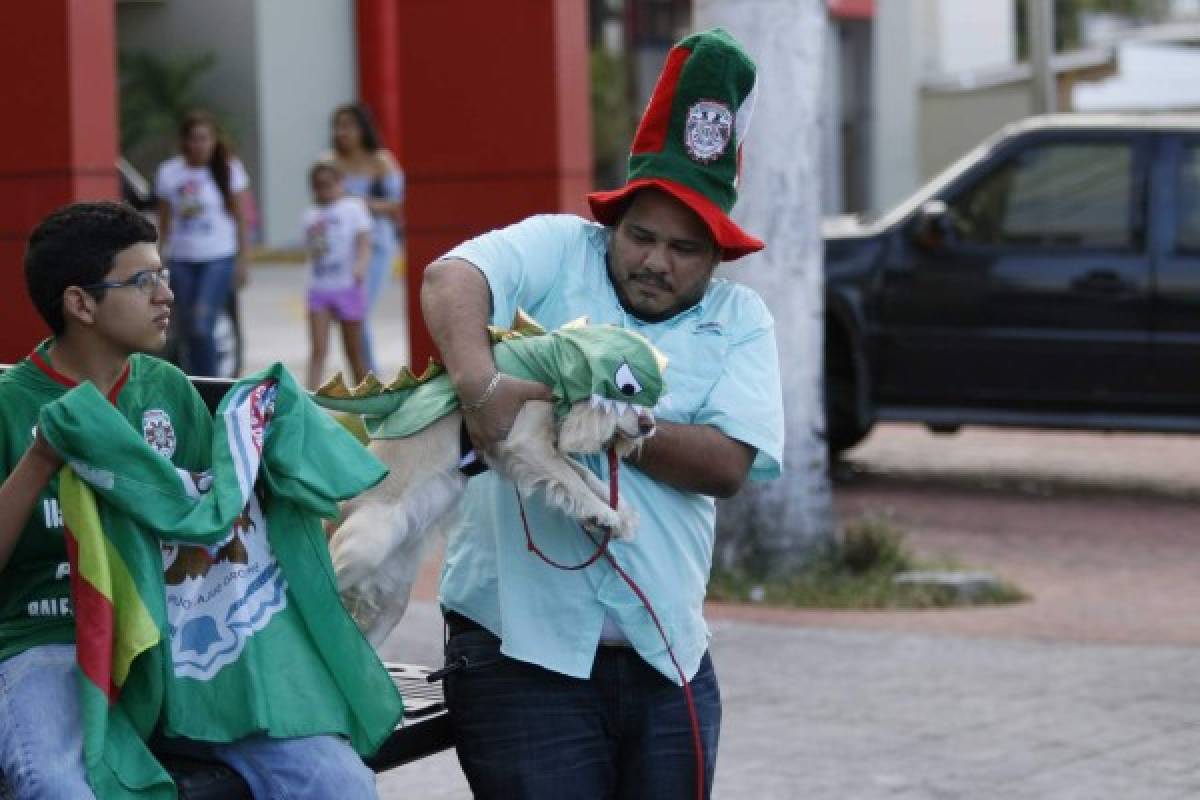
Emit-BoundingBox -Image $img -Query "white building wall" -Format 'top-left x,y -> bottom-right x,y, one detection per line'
117,0 -> 261,192
871,0 -> 921,213
1074,40 -> 1200,111
920,82 -> 1031,180
822,23 -> 843,214
870,0 -> 1019,212
254,0 -> 358,247
118,0 -> 358,248
921,0 -> 1015,76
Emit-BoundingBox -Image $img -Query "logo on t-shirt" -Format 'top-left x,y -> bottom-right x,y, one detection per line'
178,180 -> 204,220
306,217 -> 333,275
143,408 -> 177,458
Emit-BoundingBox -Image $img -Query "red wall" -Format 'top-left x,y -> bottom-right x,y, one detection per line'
828,0 -> 874,20
0,0 -> 119,362
356,0 -> 404,163
358,0 -> 593,366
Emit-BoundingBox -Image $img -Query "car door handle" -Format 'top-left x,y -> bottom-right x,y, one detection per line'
1071,270 -> 1134,296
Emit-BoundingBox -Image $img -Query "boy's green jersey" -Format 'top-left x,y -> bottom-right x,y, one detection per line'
0,342 -> 211,662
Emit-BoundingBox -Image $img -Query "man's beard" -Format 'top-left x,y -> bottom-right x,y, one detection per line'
607,263 -> 700,324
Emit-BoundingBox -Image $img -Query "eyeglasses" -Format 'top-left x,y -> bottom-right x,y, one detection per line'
79,267 -> 171,295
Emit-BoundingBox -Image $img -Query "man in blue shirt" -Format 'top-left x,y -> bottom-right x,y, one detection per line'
422,29 -> 784,800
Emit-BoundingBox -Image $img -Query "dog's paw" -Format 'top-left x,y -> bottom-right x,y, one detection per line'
581,503 -> 639,541
611,433 -> 647,461
581,506 -> 620,536
611,502 -> 638,542
340,585 -> 383,633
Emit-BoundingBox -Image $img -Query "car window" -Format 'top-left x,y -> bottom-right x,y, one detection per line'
1176,143 -> 1200,253
949,141 -> 1134,248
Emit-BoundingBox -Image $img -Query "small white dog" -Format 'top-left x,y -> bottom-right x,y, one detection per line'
329,398 -> 655,646
314,314 -> 668,646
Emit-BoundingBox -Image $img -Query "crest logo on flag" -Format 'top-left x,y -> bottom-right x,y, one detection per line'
684,100 -> 733,163
248,382 -> 278,454
162,491 -> 287,680
142,409 -> 176,458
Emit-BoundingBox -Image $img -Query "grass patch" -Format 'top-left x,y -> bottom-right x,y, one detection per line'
709,514 -> 1028,610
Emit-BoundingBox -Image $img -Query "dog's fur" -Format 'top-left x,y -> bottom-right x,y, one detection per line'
329,399 -> 655,646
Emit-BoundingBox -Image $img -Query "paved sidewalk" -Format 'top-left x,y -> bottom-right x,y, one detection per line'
377,599 -> 1200,800
240,261 -> 410,381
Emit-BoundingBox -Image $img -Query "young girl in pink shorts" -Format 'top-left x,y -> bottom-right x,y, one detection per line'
302,161 -> 372,388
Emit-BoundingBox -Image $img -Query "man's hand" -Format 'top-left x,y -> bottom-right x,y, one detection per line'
421,257 -> 551,452
458,373 -> 553,454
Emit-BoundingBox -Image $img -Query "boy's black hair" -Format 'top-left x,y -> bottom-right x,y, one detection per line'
24,201 -> 158,335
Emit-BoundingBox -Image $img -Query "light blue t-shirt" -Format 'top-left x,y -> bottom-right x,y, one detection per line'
439,214 -> 784,683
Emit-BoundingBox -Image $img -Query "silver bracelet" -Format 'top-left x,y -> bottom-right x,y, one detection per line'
461,372 -> 503,413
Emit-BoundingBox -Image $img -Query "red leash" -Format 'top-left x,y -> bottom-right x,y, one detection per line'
517,448 -> 706,800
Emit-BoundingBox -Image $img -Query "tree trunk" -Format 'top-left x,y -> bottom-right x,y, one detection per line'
694,0 -> 834,578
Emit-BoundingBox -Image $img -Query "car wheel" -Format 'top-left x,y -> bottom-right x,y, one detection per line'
825,334 -> 872,455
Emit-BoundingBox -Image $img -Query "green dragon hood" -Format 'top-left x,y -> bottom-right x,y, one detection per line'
312,311 -> 668,440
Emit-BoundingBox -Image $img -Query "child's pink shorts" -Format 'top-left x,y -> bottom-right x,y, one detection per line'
307,284 -> 367,321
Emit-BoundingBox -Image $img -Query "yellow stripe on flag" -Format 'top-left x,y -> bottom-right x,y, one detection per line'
60,469 -> 160,688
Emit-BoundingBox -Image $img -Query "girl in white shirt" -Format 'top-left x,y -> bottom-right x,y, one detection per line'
155,110 -> 250,377
302,162 -> 372,389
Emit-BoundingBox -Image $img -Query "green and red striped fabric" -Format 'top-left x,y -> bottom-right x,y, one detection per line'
62,468 -> 159,700
60,468 -> 175,800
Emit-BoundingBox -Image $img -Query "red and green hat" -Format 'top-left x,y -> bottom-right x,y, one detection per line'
588,27 -> 764,261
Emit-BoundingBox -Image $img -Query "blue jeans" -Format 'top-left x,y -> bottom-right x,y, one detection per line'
170,255 -> 235,377
360,225 -> 397,374
0,645 -> 91,799
444,627 -> 721,800
0,644 -> 376,800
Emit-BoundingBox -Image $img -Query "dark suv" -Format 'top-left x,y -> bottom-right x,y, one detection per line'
824,114 -> 1200,452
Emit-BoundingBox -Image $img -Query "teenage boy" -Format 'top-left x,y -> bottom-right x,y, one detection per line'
0,202 -> 380,799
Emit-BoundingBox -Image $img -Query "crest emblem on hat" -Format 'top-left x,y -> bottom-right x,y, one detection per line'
684,100 -> 733,163
143,408 -> 176,458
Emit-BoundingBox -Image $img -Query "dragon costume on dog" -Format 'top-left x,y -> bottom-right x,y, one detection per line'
310,312 -> 669,645
312,310 -> 668,440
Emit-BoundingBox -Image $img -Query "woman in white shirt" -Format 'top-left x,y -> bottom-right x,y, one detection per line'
156,110 -> 250,377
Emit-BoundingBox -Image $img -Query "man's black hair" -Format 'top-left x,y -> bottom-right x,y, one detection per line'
24,201 -> 158,335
